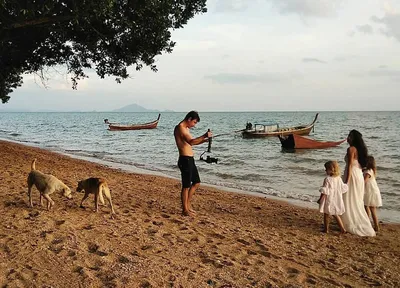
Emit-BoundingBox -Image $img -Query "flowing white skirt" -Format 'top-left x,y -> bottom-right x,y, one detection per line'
342,165 -> 376,237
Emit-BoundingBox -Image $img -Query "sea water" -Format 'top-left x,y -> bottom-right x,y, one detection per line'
1,111 -> 399,222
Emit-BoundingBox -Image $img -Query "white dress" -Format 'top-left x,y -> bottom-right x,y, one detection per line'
341,160 -> 376,237
364,169 -> 382,207
319,176 -> 348,215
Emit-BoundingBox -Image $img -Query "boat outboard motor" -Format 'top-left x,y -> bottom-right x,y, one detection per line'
200,129 -> 218,164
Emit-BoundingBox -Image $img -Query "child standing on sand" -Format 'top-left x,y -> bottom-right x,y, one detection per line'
317,161 -> 348,233
363,155 -> 383,231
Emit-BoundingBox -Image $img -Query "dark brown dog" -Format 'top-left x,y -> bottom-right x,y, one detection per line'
27,159 -> 72,210
76,177 -> 115,216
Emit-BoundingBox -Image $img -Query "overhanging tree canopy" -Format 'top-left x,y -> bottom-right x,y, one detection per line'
0,0 -> 207,103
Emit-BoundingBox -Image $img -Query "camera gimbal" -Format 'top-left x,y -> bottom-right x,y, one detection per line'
200,129 -> 218,164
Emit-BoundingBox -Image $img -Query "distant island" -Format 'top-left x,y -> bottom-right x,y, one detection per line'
112,103 -> 174,113
0,103 -> 174,113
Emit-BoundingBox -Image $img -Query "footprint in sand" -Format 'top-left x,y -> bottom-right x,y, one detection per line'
55,220 -> 65,226
170,218 -> 184,225
49,238 -> 64,254
87,243 -> 108,256
237,239 -> 251,246
118,256 -> 130,264
208,232 -> 226,240
258,250 -> 282,259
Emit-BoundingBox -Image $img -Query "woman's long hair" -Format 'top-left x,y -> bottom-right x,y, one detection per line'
348,130 -> 368,167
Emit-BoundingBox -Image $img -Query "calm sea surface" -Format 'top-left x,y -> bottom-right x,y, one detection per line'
1,111 -> 399,222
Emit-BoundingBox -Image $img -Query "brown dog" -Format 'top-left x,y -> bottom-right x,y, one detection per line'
76,178 -> 115,216
27,159 -> 72,210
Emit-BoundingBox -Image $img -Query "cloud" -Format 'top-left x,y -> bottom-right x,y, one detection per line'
350,67 -> 400,79
356,24 -> 374,34
369,69 -> 400,78
204,73 -> 284,84
214,0 -> 249,12
212,0 -> 342,17
333,55 -> 357,62
369,2 -> 400,41
302,58 -> 327,64
270,0 -> 343,18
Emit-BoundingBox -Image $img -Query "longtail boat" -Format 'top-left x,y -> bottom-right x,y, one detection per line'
279,134 -> 346,149
242,113 -> 319,138
107,114 -> 160,131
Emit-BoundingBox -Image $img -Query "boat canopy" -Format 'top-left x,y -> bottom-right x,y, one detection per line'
253,123 -> 279,132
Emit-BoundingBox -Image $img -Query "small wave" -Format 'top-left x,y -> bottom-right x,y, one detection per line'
369,135 -> 381,139
284,165 -> 321,175
19,139 -> 41,144
10,133 -> 21,136
381,191 -> 400,197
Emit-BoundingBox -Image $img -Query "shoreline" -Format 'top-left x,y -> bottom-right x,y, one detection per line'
1,139 -> 400,287
3,137 -> 400,224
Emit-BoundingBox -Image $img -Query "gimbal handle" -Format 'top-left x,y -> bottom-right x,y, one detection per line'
207,129 -> 212,152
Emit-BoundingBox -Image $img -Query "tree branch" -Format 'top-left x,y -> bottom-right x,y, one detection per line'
2,16 -> 73,30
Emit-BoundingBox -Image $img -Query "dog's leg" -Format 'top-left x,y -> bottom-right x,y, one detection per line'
42,194 -> 55,211
98,187 -> 105,205
80,192 -> 90,208
102,187 -> 115,215
94,191 -> 99,212
39,193 -> 43,206
28,185 -> 34,207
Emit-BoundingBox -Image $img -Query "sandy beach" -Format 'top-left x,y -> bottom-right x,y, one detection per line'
1,140 -> 399,287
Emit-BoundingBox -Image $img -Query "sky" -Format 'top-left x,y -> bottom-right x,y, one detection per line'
3,0 -> 400,112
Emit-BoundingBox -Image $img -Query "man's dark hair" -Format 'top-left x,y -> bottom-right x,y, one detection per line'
184,110 -> 200,122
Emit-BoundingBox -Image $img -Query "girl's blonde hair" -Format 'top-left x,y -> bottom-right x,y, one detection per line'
366,155 -> 377,176
324,160 -> 340,177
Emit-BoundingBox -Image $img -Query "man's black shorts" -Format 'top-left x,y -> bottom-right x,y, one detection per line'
178,156 -> 200,188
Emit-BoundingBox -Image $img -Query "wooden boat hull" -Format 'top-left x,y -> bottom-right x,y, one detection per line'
279,134 -> 346,149
242,113 -> 319,138
107,114 -> 160,131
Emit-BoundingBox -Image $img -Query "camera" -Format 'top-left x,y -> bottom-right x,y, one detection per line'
200,153 -> 218,164
205,155 -> 218,164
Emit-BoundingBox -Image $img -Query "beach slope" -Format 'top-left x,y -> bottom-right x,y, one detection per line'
0,140 -> 399,287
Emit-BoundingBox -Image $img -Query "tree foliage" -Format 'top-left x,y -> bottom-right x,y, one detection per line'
0,0 -> 207,103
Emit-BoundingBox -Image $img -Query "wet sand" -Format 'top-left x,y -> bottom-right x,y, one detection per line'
1,140 -> 399,287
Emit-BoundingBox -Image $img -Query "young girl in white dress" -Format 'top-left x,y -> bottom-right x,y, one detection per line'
317,161 -> 348,233
364,156 -> 383,231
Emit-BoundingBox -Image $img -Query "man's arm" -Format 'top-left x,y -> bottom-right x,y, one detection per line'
181,128 -> 211,146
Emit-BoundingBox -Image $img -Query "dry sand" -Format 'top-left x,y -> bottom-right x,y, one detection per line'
1,140 -> 399,288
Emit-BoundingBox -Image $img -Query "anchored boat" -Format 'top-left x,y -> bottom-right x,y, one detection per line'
106,114 -> 161,131
242,113 -> 319,138
279,134 -> 345,149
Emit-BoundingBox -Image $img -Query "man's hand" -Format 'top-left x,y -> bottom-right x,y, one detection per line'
205,130 -> 213,139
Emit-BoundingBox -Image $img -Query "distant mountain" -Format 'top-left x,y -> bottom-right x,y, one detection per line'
112,103 -> 173,112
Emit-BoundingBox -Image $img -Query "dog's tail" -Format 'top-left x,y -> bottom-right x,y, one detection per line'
31,159 -> 37,171
98,183 -> 106,205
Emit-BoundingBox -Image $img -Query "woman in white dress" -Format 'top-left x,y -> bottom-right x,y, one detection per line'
341,130 -> 376,237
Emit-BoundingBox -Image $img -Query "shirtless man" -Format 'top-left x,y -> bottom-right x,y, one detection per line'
174,111 -> 212,216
